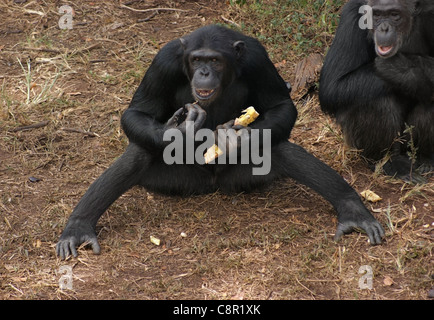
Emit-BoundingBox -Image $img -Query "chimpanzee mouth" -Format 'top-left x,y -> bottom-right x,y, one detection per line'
376,45 -> 394,57
195,88 -> 216,100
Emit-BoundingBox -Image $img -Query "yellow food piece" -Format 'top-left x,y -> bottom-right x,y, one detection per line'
360,190 -> 382,202
204,144 -> 224,164
150,235 -> 161,246
204,107 -> 259,164
234,106 -> 260,126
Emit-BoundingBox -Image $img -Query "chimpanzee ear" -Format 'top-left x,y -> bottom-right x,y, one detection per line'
233,40 -> 245,59
180,38 -> 187,50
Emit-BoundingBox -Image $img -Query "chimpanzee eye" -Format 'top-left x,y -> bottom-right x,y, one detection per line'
391,11 -> 401,20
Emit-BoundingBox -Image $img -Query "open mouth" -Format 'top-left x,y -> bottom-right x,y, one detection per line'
195,88 -> 216,99
377,45 -> 393,57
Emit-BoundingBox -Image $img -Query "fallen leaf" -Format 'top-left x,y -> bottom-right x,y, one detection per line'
33,239 -> 42,248
383,276 -> 394,286
274,59 -> 286,69
193,211 -> 206,220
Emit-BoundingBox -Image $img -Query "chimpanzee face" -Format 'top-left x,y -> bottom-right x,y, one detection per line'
188,48 -> 225,105
369,0 -> 413,58
181,35 -> 245,107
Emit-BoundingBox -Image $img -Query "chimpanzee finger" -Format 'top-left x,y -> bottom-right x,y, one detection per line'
221,120 -> 235,130
184,103 -> 199,122
232,124 -> 245,131
236,127 -> 251,142
235,126 -> 251,134
192,104 -> 207,131
334,224 -> 348,242
166,107 -> 186,126
365,222 -> 384,245
85,238 -> 101,255
56,237 -> 78,260
68,241 -> 78,258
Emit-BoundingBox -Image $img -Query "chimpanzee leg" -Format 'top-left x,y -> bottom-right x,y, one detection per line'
57,143 -> 217,259
217,141 -> 383,244
56,143 -> 150,259
336,96 -> 426,182
336,97 -> 404,161
271,141 -> 384,244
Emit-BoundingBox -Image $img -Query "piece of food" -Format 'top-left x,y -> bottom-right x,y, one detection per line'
234,106 -> 260,126
204,144 -> 224,164
360,190 -> 382,203
204,107 -> 259,164
150,235 -> 161,246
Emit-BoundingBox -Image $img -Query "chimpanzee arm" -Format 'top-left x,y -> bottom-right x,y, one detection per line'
319,0 -> 390,115
121,39 -> 190,150
249,99 -> 296,145
374,1 -> 434,102
375,54 -> 434,102
239,36 -> 297,144
422,0 -> 434,53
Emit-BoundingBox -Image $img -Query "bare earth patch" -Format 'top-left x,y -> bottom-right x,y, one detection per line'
0,0 -> 432,301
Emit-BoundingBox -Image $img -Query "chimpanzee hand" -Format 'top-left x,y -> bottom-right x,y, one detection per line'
334,199 -> 385,245
166,103 -> 206,135
56,219 -> 100,260
214,119 -> 251,158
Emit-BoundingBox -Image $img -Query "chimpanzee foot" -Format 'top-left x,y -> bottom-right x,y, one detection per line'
382,157 -> 427,184
416,156 -> 434,176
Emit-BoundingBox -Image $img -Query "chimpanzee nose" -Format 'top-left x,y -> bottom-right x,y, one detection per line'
379,22 -> 390,33
200,68 -> 209,77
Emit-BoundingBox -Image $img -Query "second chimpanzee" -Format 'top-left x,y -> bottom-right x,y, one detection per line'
319,0 -> 434,183
56,25 -> 384,259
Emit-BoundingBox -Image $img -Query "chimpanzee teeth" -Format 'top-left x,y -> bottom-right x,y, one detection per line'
197,89 -> 215,97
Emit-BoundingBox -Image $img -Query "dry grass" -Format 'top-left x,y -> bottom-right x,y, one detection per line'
0,0 -> 432,301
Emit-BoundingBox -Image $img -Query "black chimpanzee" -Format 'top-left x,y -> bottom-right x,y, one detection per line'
56,25 -> 384,259
319,0 -> 434,183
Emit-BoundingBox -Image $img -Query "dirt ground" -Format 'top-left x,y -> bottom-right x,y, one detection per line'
0,0 -> 432,301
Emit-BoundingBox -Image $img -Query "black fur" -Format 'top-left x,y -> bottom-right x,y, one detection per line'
56,25 -> 384,259
319,0 -> 434,182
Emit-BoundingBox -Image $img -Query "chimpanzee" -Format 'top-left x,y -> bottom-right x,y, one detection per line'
56,25 -> 384,259
319,0 -> 434,183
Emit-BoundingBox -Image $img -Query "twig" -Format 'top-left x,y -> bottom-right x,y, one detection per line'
69,43 -> 101,55
60,127 -> 100,137
137,11 -> 158,23
22,43 -> 101,56
295,277 -> 316,297
221,16 -> 241,29
9,120 -> 49,132
89,59 -> 107,63
23,9 -> 45,16
120,4 -> 189,13
22,47 -> 61,54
